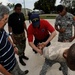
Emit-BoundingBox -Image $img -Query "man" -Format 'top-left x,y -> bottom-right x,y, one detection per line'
38,42 -> 75,75
0,4 -> 29,75
27,13 -> 57,54
8,3 -> 29,66
27,13 -> 56,75
55,5 -> 75,42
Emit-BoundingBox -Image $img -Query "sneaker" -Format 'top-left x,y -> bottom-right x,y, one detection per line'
19,57 -> 26,66
24,70 -> 29,74
23,56 -> 29,60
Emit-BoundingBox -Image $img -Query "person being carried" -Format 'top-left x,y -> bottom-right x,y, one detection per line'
37,42 -> 75,75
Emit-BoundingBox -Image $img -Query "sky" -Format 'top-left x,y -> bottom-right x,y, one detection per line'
0,0 -> 61,10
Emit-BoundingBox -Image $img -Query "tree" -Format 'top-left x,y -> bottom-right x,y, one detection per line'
34,0 -> 56,13
60,0 -> 75,15
7,3 -> 15,9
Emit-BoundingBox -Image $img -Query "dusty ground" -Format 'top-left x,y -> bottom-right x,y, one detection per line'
3,19 -> 75,75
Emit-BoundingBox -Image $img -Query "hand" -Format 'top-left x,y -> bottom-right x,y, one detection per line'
59,28 -> 65,33
37,43 -> 45,50
14,47 -> 18,55
69,36 -> 75,42
38,49 -> 43,55
41,42 -> 47,47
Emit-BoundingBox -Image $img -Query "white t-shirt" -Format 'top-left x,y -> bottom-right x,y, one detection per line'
43,42 -> 73,62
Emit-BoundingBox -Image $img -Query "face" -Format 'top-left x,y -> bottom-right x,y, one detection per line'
32,21 -> 40,28
0,14 -> 8,29
59,8 -> 66,16
14,7 -> 21,14
33,24 -> 40,28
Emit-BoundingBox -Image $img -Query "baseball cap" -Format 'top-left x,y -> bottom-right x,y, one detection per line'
30,13 -> 40,27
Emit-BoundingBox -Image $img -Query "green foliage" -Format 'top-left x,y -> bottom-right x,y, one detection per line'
34,0 -> 56,13
25,14 -> 57,20
7,3 -> 15,9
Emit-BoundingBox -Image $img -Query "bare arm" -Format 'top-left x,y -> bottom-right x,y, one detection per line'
42,30 -> 57,46
0,64 -> 12,75
45,31 -> 57,45
69,17 -> 75,42
8,36 -> 18,54
8,26 -> 12,33
55,25 -> 65,33
69,26 -> 75,42
8,26 -> 16,44
24,22 -> 27,33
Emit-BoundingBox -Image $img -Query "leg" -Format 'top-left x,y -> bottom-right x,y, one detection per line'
18,33 -> 29,65
60,62 -> 68,75
17,44 -> 26,66
22,38 -> 29,60
39,58 -> 55,75
10,60 -> 29,75
13,33 -> 26,66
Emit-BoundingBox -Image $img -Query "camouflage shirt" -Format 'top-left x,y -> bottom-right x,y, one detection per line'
55,12 -> 75,42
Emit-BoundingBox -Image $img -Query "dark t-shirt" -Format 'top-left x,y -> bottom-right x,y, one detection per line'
8,12 -> 25,34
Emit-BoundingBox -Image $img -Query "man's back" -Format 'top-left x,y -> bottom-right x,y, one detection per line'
43,42 -> 72,62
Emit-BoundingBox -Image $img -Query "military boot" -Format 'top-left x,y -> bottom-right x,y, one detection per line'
23,53 -> 29,60
19,56 -> 26,66
22,55 -> 29,60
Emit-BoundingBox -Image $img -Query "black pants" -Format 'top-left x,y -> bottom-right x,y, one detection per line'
33,34 -> 51,53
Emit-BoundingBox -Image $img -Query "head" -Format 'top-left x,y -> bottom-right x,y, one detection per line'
30,13 -> 40,28
56,5 -> 66,16
64,43 -> 75,71
14,3 -> 22,14
0,5 -> 9,29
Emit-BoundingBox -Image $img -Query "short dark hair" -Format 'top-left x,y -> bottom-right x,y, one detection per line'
14,3 -> 22,9
56,5 -> 65,13
67,43 -> 75,64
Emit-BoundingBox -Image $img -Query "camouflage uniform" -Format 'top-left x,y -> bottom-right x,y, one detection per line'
40,59 -> 68,75
13,32 -> 26,56
40,45 -> 70,75
55,12 -> 75,42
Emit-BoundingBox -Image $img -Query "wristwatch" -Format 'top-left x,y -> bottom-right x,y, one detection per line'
9,32 -> 12,35
13,44 -> 17,48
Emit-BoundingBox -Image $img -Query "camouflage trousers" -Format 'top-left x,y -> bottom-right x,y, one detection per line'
10,59 -> 25,75
13,32 -> 26,56
40,58 -> 68,75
